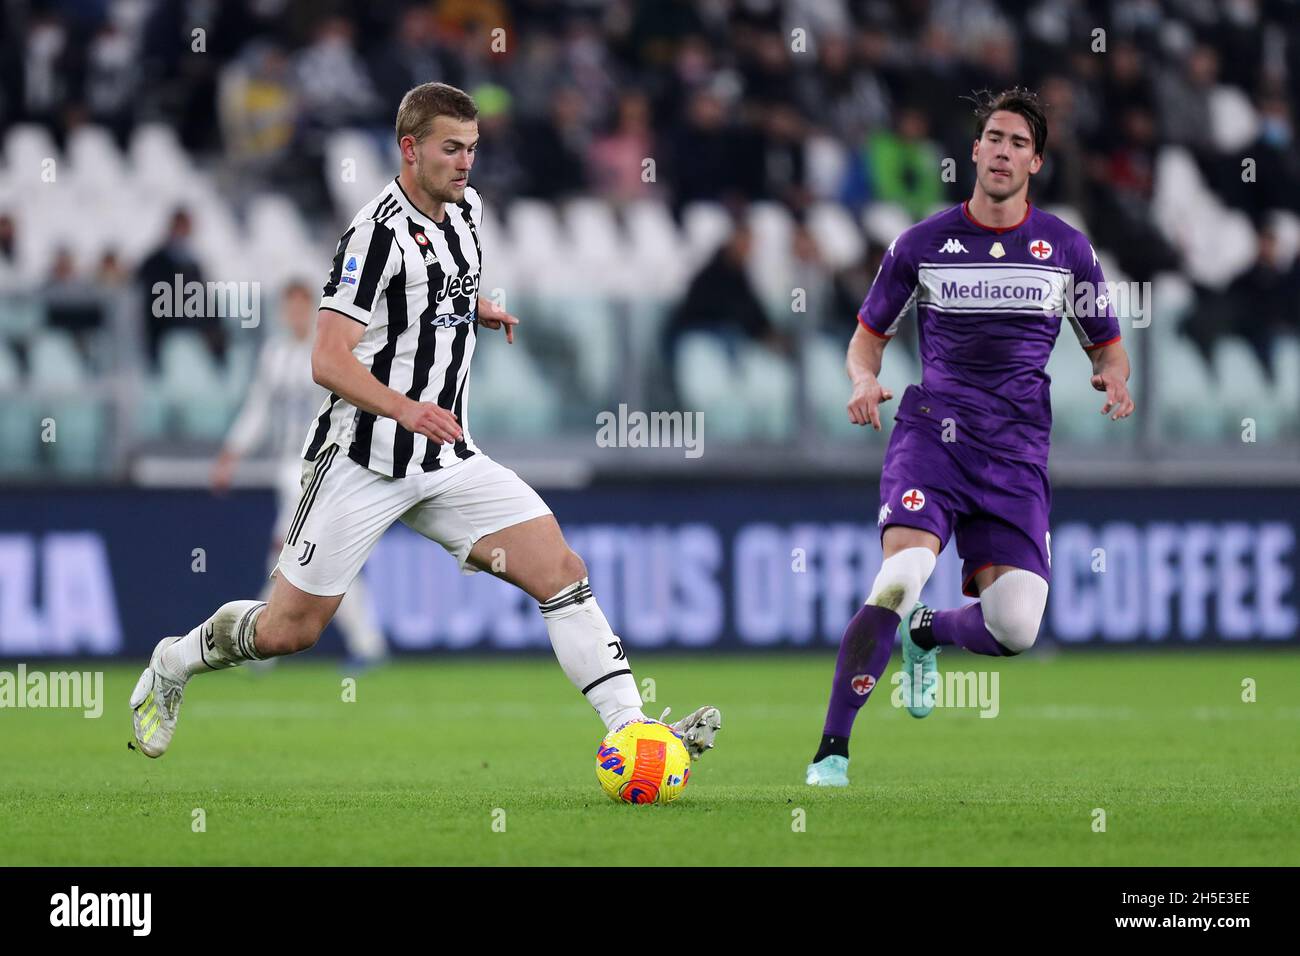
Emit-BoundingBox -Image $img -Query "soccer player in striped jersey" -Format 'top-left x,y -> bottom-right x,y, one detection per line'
806,89 -> 1134,787
210,280 -> 387,668
131,82 -> 721,762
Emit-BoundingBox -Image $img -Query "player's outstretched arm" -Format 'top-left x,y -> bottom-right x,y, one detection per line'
312,309 -> 462,444
477,295 -> 519,344
1087,340 -> 1135,421
845,323 -> 894,430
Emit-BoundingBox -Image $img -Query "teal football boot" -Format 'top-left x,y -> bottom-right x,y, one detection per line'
805,755 -> 850,787
898,602 -> 940,718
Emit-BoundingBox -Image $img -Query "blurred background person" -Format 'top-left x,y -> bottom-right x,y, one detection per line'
211,280 -> 388,670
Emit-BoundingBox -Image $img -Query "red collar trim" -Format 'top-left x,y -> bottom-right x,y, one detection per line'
962,200 -> 1031,234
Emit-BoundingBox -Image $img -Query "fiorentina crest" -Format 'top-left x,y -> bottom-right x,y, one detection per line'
851,673 -> 876,696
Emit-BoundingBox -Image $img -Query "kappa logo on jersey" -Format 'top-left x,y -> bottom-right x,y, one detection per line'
938,238 -> 968,254
1029,238 -> 1053,260
851,673 -> 876,696
878,502 -> 892,526
902,488 -> 926,511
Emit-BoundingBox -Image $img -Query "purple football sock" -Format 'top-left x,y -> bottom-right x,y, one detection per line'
931,603 -> 1016,656
821,604 -> 900,738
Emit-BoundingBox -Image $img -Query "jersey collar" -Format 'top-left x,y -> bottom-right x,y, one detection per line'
962,199 -> 1031,234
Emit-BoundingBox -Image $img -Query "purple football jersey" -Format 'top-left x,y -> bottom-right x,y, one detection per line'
858,202 -> 1121,465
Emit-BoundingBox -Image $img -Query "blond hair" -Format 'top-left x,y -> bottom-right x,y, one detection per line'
395,82 -> 478,144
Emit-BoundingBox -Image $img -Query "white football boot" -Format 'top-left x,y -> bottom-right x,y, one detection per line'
660,705 -> 722,760
129,637 -> 188,758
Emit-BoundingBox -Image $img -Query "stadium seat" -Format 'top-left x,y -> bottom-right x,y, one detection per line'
67,125 -> 127,187
159,329 -> 234,440
324,130 -> 389,219
681,202 -> 733,262
747,201 -> 796,316
535,296 -> 618,400
1273,335 -> 1300,419
861,202 -> 912,250
804,333 -> 861,439
1149,334 -> 1224,442
1212,338 -> 1282,441
506,200 -> 570,295
807,202 -> 865,270
129,124 -> 193,190
739,341 -> 795,440
0,342 -> 36,473
29,329 -> 105,474
469,334 -> 561,436
623,200 -> 688,295
1046,334 -> 1110,443
4,125 -> 59,182
675,333 -> 748,441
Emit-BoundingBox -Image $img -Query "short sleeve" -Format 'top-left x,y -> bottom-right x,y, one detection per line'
1065,235 -> 1121,350
320,219 -> 401,325
857,233 -> 919,338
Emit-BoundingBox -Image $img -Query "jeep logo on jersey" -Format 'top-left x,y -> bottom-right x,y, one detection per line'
435,270 -> 480,305
1029,238 -> 1053,260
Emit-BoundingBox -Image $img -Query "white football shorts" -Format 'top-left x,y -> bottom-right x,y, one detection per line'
274,443 -> 553,596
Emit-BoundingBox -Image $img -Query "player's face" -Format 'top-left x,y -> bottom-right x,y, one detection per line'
410,116 -> 478,204
972,111 -> 1042,201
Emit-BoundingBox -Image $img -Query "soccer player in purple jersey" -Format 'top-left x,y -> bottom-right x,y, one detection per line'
806,89 -> 1134,786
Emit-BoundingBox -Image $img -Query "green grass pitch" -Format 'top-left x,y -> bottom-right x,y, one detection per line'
3,651 -> 1297,866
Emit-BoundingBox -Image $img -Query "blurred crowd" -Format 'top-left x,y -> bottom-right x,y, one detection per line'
2,0 -> 1299,383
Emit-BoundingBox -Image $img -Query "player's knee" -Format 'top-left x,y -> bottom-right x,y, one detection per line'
983,611 -> 1040,654
980,570 -> 1048,655
866,547 -> 937,613
550,549 -> 588,594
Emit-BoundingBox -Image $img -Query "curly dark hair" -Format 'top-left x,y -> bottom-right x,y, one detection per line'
969,88 -> 1048,156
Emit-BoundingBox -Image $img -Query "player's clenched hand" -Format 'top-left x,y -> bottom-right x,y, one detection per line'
397,399 -> 462,444
477,299 -> 519,344
847,376 -> 894,430
1091,372 -> 1135,421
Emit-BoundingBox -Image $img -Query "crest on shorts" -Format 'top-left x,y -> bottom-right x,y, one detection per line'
902,488 -> 926,512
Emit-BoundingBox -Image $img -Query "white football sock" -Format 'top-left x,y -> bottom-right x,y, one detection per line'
540,578 -> 646,731
162,600 -> 267,679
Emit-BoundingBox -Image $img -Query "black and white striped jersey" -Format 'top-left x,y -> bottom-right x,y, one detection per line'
303,178 -> 484,478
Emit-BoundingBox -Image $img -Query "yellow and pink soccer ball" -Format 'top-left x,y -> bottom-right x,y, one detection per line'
595,719 -> 691,804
